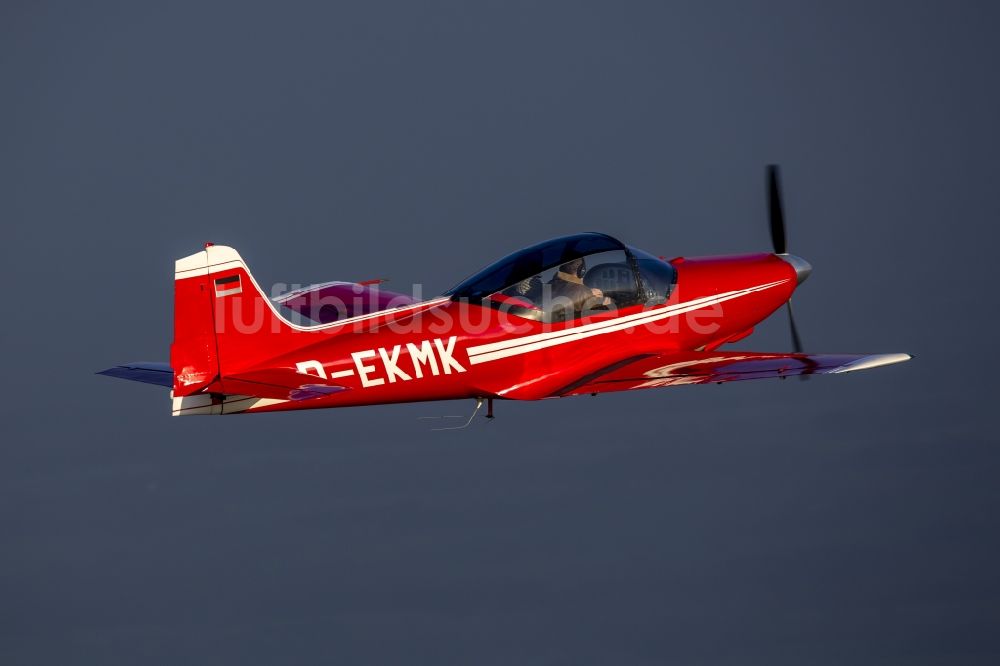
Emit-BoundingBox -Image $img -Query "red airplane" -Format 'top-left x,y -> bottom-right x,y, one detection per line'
100,167 -> 910,424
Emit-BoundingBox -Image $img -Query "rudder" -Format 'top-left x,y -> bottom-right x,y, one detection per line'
171,244 -> 311,399
171,245 -> 224,395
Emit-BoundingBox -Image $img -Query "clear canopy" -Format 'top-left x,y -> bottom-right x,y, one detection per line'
447,233 -> 626,300
448,233 -> 677,322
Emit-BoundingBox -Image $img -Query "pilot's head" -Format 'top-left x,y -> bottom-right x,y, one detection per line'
560,258 -> 586,278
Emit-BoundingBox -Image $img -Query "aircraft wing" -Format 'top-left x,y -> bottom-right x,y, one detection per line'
554,351 -> 912,397
97,363 -> 346,402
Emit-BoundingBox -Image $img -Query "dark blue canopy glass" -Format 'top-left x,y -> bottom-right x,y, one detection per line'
447,233 -> 627,300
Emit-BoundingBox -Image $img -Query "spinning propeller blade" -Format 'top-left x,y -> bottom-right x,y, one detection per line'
767,164 -> 805,359
786,301 -> 804,354
767,165 -> 787,255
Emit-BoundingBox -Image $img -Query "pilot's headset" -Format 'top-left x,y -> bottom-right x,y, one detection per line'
563,257 -> 587,279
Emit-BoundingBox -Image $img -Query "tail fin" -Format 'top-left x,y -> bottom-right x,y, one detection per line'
171,244 -> 307,398
171,245 -> 223,395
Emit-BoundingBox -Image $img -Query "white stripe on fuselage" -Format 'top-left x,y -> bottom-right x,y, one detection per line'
465,279 -> 789,365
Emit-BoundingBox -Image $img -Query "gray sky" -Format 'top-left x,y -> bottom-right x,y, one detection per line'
2,1 -> 998,664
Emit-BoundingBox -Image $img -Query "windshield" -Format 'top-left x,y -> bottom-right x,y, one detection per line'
446,233 -> 626,300
629,247 -> 677,305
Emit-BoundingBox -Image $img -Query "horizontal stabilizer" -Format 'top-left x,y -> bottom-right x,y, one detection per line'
274,280 -> 416,324
222,367 -> 350,401
97,362 -> 174,388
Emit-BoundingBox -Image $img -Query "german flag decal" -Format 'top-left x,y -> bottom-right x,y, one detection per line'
214,274 -> 242,297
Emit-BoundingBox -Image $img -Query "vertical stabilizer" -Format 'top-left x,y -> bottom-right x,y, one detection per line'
171,246 -> 222,396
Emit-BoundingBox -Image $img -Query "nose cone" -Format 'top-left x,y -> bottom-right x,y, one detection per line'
778,254 -> 812,285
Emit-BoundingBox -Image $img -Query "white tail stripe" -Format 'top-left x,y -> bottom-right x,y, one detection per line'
171,392 -> 288,416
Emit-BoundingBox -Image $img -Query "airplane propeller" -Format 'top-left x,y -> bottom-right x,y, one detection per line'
767,164 -> 805,355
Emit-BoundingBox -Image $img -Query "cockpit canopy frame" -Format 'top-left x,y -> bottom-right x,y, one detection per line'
447,233 -> 677,320
447,233 -> 628,300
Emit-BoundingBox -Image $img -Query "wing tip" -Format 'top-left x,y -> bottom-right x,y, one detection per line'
829,353 -> 912,375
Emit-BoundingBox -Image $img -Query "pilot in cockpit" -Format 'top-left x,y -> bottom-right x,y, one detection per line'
549,257 -> 611,318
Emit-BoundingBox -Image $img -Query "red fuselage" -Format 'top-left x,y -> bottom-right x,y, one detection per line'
176,251 -> 798,413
